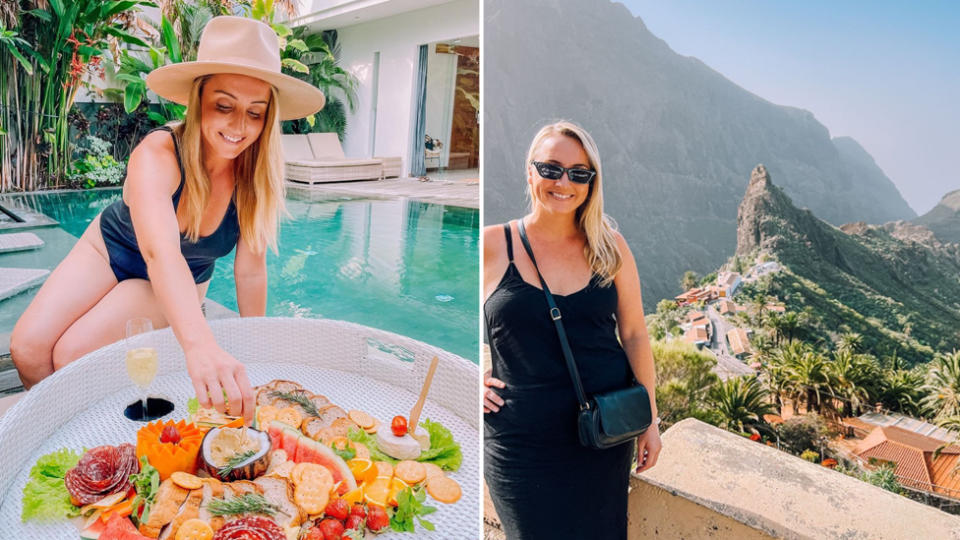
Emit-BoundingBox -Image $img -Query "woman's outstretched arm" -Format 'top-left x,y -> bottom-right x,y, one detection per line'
126,132 -> 255,423
234,235 -> 267,317
613,231 -> 662,471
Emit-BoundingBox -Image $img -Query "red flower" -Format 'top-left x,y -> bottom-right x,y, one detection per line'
749,433 -> 761,442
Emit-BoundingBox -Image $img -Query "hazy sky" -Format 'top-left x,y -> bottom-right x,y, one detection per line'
622,0 -> 959,215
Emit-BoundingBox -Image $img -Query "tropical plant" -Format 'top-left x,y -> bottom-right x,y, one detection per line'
837,332 -> 864,354
706,376 -> 776,434
877,368 -> 924,417
280,28 -> 358,140
67,135 -> 126,188
827,350 -> 877,418
652,339 -> 720,429
1,0 -> 152,191
921,350 -> 960,422
106,14 -> 187,123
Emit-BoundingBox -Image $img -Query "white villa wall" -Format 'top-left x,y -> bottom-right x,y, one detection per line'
334,0 -> 478,175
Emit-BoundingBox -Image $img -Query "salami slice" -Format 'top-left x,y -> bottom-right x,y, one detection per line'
212,516 -> 285,540
64,443 -> 139,506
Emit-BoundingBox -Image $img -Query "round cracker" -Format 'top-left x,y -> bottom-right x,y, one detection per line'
374,461 -> 394,478
294,483 -> 330,515
422,462 -> 445,481
364,419 -> 380,434
276,407 -> 303,428
292,462 -> 333,487
256,405 -> 280,429
394,460 -> 427,485
348,409 -> 375,429
171,471 -> 203,490
426,476 -> 461,503
353,442 -> 371,461
175,518 -> 213,540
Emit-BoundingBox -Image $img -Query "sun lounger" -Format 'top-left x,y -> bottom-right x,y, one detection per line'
374,156 -> 402,178
0,232 -> 44,254
283,133 -> 386,184
0,267 -> 49,302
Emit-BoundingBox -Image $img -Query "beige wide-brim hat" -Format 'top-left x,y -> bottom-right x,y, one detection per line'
145,16 -> 325,121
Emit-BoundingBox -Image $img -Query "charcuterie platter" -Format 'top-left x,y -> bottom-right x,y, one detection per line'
0,319 -> 479,539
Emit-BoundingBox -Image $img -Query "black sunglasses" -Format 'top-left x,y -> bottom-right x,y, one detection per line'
531,161 -> 596,184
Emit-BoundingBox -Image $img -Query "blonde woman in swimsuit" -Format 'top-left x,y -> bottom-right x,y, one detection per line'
10,17 -> 325,423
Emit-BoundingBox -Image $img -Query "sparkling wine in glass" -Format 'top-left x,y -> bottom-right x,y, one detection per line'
123,318 -> 172,420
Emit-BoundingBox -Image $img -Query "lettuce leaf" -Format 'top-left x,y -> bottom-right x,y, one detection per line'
21,448 -> 82,522
417,419 -> 461,471
346,419 -> 462,471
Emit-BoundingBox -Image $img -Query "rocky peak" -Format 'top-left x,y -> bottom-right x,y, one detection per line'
914,188 -> 960,244
737,164 -> 796,256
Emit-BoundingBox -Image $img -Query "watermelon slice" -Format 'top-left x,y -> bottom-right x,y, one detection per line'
80,517 -> 107,540
269,421 -> 356,495
97,513 -> 150,540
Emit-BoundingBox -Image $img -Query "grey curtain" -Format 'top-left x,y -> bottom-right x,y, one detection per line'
409,44 -> 428,177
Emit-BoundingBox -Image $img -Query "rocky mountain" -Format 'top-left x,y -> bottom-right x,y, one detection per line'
483,0 -> 916,307
914,189 -> 960,244
737,165 -> 960,364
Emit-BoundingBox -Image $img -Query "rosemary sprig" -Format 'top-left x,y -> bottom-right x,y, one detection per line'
269,391 -> 320,417
207,493 -> 280,517
218,449 -> 257,479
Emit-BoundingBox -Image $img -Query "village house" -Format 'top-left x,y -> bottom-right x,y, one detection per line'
725,327 -> 753,358
854,425 -> 960,501
717,271 -> 742,298
716,299 -> 737,315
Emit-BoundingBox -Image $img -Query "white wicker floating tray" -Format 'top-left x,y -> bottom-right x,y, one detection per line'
0,318 -> 479,539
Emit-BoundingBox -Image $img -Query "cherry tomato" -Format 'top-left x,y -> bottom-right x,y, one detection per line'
391,415 -> 408,437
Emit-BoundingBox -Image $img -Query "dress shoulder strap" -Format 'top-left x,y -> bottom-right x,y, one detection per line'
502,222 -> 514,262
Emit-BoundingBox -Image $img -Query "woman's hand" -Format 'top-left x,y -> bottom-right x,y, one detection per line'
635,423 -> 662,473
185,341 -> 256,425
483,369 -> 506,413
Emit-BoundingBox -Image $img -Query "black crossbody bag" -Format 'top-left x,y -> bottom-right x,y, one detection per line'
517,220 -> 652,449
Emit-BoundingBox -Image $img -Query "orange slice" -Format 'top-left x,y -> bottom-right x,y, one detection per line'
387,477 -> 409,507
347,458 -> 377,485
342,486 -> 364,506
363,476 -> 392,507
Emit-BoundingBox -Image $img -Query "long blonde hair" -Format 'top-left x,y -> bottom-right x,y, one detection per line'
526,121 -> 622,286
172,75 -> 285,254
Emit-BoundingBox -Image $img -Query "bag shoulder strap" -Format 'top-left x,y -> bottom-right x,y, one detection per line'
517,219 -> 590,410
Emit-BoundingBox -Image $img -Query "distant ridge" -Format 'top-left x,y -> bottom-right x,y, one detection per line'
914,189 -> 960,244
736,164 -> 960,364
484,0 -> 916,307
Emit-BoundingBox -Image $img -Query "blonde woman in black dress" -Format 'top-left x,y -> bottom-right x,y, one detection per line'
483,121 -> 661,538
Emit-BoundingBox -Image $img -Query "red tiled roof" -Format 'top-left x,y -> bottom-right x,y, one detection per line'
855,426 -> 960,499
726,328 -> 753,356
683,326 -> 708,344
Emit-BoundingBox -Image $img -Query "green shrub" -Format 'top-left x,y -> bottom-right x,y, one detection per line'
68,136 -> 126,188
800,449 -> 819,463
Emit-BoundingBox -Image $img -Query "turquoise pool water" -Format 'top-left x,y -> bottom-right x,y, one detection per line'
4,189 -> 479,360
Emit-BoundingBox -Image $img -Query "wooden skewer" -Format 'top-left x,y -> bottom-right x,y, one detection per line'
409,356 -> 439,433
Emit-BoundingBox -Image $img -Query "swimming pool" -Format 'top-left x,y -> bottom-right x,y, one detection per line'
2,189 -> 479,361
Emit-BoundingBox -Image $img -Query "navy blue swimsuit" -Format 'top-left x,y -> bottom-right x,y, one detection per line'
99,126 -> 240,283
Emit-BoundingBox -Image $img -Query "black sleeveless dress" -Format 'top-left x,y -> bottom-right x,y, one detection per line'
484,223 -> 634,539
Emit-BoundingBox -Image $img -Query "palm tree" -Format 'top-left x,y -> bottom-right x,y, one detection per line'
837,332 -> 864,354
827,350 -> 874,417
921,350 -> 960,422
708,376 -> 777,434
879,369 -> 923,417
784,347 -> 831,414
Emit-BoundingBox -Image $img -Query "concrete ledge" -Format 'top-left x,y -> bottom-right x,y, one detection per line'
633,418 -> 960,539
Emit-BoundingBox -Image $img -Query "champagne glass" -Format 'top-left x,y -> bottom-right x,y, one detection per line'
124,317 -> 158,421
